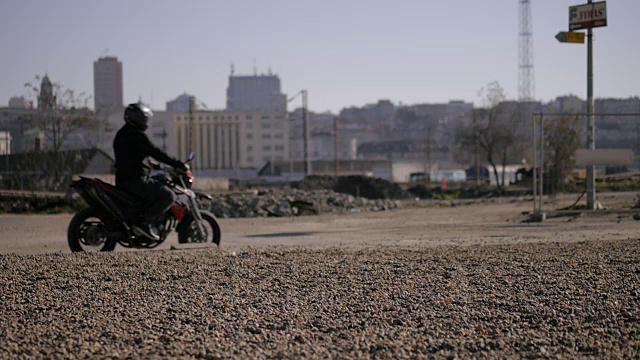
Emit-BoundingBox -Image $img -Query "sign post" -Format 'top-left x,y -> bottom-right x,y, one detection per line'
555,0 -> 607,210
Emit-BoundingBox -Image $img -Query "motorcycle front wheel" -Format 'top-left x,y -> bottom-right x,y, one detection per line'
67,207 -> 118,252
177,210 -> 221,246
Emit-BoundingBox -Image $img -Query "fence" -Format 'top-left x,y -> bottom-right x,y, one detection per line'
531,112 -> 640,217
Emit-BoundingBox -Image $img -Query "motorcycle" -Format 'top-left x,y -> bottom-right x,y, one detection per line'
67,152 -> 221,252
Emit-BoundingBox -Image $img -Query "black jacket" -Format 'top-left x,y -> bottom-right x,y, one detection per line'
113,123 -> 182,184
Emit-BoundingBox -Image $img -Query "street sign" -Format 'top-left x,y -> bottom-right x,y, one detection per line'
555,31 -> 586,44
569,1 -> 607,30
575,149 -> 634,167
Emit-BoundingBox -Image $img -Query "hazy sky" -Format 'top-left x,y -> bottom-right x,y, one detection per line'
1,0 -> 638,113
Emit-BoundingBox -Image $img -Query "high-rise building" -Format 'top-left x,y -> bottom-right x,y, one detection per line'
93,56 -> 123,112
226,73 -> 287,113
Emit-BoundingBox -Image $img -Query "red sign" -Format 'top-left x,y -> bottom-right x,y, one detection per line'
569,2 -> 607,30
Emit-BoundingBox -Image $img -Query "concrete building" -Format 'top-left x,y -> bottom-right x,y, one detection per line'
93,56 -> 123,113
0,131 -> 11,155
226,73 -> 287,113
8,97 -> 33,109
169,111 -> 289,171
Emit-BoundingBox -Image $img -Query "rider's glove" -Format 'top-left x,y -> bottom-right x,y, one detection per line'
175,161 -> 188,171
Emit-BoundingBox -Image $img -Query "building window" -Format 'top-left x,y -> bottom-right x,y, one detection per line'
247,145 -> 253,152
235,116 -> 239,120
261,115 -> 270,120
246,123 -> 253,129
274,133 -> 284,139
275,145 -> 284,151
177,116 -> 181,121
246,133 -> 253,139
247,156 -> 253,163
262,145 -> 271,151
261,134 -> 271,139
246,115 -> 253,120
263,156 -> 271,163
275,156 -> 284,161
261,123 -> 271,129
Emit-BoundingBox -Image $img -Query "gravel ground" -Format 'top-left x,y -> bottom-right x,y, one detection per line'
1,239 -> 639,358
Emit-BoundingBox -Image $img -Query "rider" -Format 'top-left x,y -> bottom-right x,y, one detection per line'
113,102 -> 186,240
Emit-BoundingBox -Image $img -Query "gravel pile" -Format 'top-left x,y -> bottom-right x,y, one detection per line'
207,189 -> 401,218
1,239 -> 639,358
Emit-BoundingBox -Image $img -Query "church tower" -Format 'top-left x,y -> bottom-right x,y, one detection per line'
38,74 -> 56,111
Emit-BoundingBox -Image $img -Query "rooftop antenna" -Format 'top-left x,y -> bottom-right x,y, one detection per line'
100,48 -> 109,58
230,63 -> 235,76
268,64 -> 272,75
253,58 -> 257,75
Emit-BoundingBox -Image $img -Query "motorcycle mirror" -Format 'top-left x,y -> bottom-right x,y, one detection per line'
187,152 -> 196,162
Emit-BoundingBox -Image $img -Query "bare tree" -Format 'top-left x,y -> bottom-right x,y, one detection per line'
456,82 -> 528,192
24,75 -> 97,186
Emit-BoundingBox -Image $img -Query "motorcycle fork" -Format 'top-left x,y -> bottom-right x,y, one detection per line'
178,177 -> 206,239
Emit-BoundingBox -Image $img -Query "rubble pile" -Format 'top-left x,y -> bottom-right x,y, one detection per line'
296,175 -> 410,200
206,188 -> 401,218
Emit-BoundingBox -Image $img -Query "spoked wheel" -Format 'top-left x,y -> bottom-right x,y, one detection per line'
67,208 -> 117,252
178,211 -> 221,246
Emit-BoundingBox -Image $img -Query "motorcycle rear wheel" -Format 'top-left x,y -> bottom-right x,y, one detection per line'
68,207 -> 118,252
178,210 -> 221,246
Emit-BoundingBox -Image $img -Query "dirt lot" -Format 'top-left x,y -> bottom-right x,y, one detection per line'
1,193 -> 639,358
0,192 -> 638,254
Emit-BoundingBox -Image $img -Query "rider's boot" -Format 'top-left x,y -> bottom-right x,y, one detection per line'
132,222 -> 160,241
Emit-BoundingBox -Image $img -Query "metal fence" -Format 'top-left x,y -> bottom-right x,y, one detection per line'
532,112 -> 640,216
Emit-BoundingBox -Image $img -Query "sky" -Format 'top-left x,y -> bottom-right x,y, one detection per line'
1,0 -> 638,113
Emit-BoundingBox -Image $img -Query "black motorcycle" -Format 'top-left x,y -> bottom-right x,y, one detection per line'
67,153 -> 221,252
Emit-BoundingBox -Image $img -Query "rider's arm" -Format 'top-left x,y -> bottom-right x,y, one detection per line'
139,132 -> 184,169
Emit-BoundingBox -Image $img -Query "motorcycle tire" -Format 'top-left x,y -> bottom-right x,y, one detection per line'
67,207 -> 118,252
177,210 -> 221,246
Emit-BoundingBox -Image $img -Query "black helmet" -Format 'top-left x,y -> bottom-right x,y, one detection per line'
124,102 -> 153,130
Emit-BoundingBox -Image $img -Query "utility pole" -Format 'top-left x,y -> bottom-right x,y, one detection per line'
302,90 -> 311,176
586,0 -> 596,210
426,127 -> 432,187
334,116 -> 339,177
188,96 -> 195,156
473,110 -> 480,187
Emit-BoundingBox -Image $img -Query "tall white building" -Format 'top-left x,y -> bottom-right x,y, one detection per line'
93,56 -> 123,113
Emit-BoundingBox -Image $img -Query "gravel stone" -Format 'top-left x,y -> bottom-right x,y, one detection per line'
1,239 -> 639,358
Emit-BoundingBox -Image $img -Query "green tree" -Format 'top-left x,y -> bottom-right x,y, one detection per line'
543,116 -> 581,193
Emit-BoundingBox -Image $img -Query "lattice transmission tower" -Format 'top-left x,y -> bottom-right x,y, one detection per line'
518,0 -> 535,101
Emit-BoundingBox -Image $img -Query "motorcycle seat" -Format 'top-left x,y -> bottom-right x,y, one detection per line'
98,181 -> 144,205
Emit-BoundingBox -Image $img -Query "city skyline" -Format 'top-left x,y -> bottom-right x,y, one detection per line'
1,1 -> 639,113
